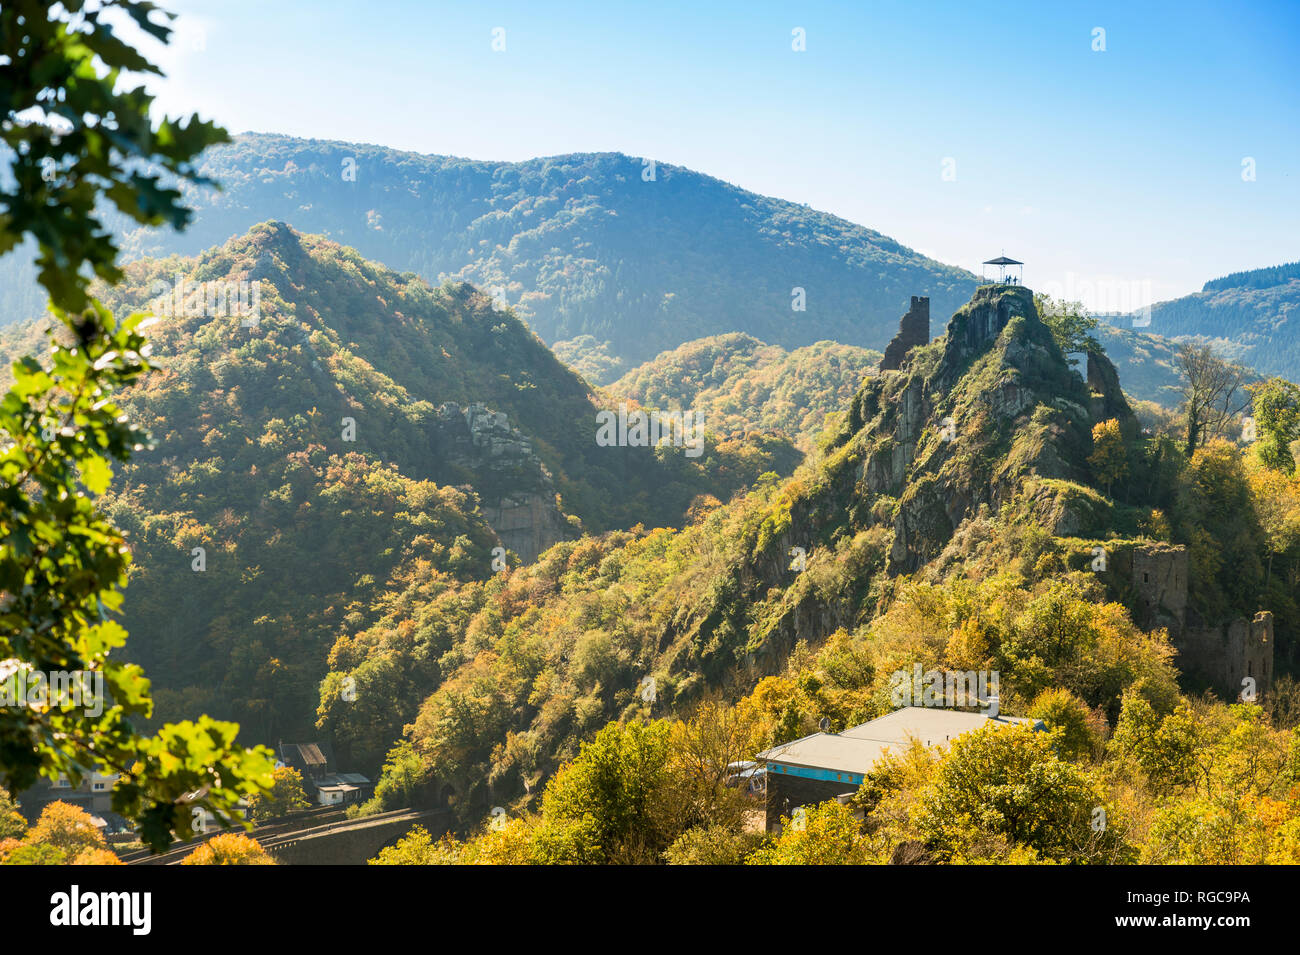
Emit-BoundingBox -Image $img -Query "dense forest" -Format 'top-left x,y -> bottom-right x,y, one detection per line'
0,223 -> 800,740
1123,263 -> 1300,381
609,334 -> 882,450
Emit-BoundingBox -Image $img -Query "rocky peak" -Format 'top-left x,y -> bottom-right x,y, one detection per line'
668,282 -> 1145,679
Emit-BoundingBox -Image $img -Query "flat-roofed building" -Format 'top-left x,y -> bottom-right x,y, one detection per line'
757,707 -> 1042,832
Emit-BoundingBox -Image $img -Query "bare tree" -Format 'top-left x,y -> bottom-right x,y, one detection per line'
1175,343 -> 1249,457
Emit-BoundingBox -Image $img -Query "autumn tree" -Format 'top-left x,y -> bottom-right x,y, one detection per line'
180,833 -> 276,865
1108,693 -> 1200,795
368,825 -> 453,865
1175,343 -> 1249,457
1030,688 -> 1104,762
665,697 -> 764,833
1247,463 -> 1300,586
246,766 -> 311,822
1088,418 -> 1127,496
24,800 -> 107,858
747,801 -> 876,865
663,825 -> 763,865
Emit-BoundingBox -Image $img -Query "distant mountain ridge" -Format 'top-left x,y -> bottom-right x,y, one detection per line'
1202,260 -> 1300,293
1110,261 -> 1300,380
2,133 -> 1291,396
2,133 -> 979,368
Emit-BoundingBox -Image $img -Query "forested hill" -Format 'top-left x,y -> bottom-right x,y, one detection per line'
0,133 -> 979,370
0,222 -> 798,739
1112,261 -> 1300,380
609,334 -> 882,449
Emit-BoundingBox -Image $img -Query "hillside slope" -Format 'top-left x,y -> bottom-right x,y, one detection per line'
0,223 -> 798,738
1113,261 -> 1300,380
608,334 -> 882,449
322,283 -> 1296,810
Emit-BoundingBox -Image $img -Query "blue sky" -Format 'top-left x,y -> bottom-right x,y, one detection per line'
134,0 -> 1298,309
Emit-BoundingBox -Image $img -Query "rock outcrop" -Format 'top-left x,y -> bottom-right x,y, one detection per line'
878,284 -> 1103,572
432,402 -> 572,563
670,283 -> 1136,675
1086,350 -> 1138,440
664,281 -> 1275,703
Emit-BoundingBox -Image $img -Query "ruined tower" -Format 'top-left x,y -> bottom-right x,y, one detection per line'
879,296 -> 930,372
1127,542 -> 1274,699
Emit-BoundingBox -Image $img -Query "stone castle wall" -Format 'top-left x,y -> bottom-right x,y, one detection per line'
1128,542 -> 1273,699
1182,612 -> 1274,700
879,296 -> 930,371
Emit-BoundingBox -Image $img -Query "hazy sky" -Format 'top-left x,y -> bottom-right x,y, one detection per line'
132,0 -> 1298,310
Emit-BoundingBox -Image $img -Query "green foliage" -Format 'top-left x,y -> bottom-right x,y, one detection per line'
1177,440 -> 1267,620
246,766 -> 311,821
0,0 -> 272,851
1035,294 -> 1101,362
0,0 -> 228,313
0,788 -> 25,840
1,842 -> 68,865
915,723 -> 1129,863
0,301 -> 276,850
1250,377 -> 1300,474
0,223 -> 800,742
1133,704 -> 1300,864
368,825 -> 453,865
351,741 -> 432,817
747,801 -> 875,865
531,720 -> 677,864
610,334 -> 881,449
663,825 -> 763,865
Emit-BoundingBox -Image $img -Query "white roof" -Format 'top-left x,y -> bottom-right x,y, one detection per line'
757,707 -> 1040,775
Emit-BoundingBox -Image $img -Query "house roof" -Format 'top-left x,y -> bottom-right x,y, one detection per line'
757,707 -> 1041,775
279,741 -> 332,771
295,742 -> 327,766
313,772 -> 370,788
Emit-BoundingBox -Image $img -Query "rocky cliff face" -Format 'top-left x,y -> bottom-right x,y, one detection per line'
431,402 -> 572,563
861,284 -> 1110,572
665,284 -> 1137,680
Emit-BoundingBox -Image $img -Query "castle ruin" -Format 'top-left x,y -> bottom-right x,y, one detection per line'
879,296 -> 930,372
1126,543 -> 1274,699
